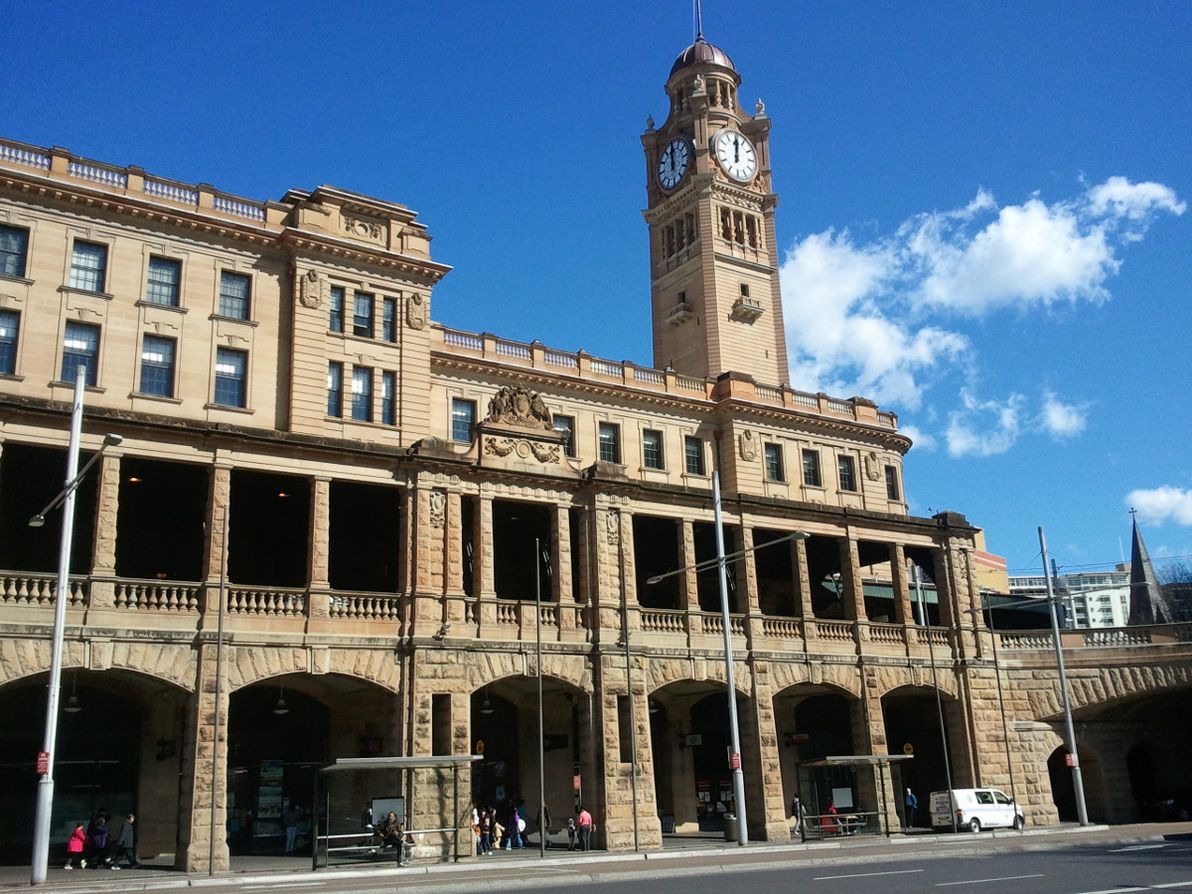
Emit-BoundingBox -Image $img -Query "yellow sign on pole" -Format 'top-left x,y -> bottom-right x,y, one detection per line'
903,743 -> 914,755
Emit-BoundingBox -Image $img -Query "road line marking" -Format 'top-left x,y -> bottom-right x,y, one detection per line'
814,869 -> 925,880
1109,844 -> 1168,852
1153,883 -> 1192,889
936,874 -> 1044,887
1069,888 -> 1146,894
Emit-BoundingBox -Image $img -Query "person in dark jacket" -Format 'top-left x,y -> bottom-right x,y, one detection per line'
114,814 -> 138,869
87,811 -> 110,868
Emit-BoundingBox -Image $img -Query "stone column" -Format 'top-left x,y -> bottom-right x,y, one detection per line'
87,452 -> 121,611
618,508 -> 639,632
890,543 -> 912,625
444,492 -> 467,627
201,464 -> 232,624
740,527 -> 761,614
795,537 -> 815,627
554,505 -> 576,632
838,534 -> 867,624
177,643 -> 230,872
680,519 -> 697,624
412,487 -> 446,636
307,477 -> 331,621
849,672 -> 899,833
745,663 -> 789,841
475,495 -> 495,597
591,503 -> 625,636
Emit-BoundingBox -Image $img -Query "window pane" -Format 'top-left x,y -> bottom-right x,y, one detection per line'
765,443 -> 784,481
684,436 -> 705,475
213,347 -> 247,407
69,241 -> 107,292
382,371 -> 396,425
802,449 -> 821,487
0,310 -> 19,375
139,334 -> 175,397
643,429 -> 663,469
382,297 -> 397,342
0,225 -> 29,278
885,466 -> 901,501
838,455 -> 856,491
327,361 -> 343,417
146,256 -> 181,306
353,291 -> 374,337
351,366 -> 373,421
599,423 -> 620,463
329,286 -> 344,333
451,398 -> 476,442
553,415 -> 575,457
61,321 -> 100,386
218,271 -> 250,319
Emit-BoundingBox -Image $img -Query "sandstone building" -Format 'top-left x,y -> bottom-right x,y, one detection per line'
2,33 -> 1190,871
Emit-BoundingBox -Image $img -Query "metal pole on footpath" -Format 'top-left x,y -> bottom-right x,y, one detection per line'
1038,527 -> 1089,826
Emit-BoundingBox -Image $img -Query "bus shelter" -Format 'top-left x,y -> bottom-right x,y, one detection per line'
798,754 -> 913,840
312,754 -> 482,869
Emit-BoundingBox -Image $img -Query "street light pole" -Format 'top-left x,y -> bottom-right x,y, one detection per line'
1038,526 -> 1089,826
535,537 -> 546,858
712,472 -> 748,846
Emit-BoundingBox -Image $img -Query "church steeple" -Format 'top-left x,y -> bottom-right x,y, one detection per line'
642,28 -> 790,385
1127,513 -> 1175,625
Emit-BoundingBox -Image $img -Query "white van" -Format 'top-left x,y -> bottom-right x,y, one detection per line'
930,788 -> 1024,832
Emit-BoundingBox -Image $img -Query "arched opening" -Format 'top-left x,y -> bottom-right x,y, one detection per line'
469,676 -> 585,846
0,669 -> 187,864
881,686 -> 963,812
1048,746 -> 1077,822
773,686 -> 859,825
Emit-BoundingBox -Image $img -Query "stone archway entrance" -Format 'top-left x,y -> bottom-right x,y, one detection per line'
0,669 -> 188,864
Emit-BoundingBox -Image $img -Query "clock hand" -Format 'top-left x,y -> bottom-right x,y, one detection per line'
733,136 -> 739,163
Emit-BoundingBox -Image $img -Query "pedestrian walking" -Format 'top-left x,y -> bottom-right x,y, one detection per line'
576,805 -> 593,851
64,823 -> 86,869
790,793 -> 805,835
904,787 -> 918,830
87,811 -> 111,867
284,804 -> 300,853
114,814 -> 138,868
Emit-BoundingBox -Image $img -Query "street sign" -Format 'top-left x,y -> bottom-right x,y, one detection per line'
903,743 -> 914,755
475,739 -> 485,755
789,733 -> 810,745
35,751 -> 49,776
729,751 -> 741,770
1065,753 -> 1078,768
573,774 -> 582,791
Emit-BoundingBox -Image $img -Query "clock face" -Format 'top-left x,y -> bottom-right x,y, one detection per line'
657,137 -> 691,190
713,130 -> 757,182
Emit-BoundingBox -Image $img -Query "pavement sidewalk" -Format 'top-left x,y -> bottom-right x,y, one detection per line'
6,822 -> 1190,894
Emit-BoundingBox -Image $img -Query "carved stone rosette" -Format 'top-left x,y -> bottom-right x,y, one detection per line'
482,436 -> 560,464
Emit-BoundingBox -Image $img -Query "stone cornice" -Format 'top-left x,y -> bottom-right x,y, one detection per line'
278,228 -> 451,282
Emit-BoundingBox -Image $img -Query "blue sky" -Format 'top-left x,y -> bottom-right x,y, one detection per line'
4,1 -> 1190,578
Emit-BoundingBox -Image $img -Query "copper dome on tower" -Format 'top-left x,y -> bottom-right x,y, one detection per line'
669,36 -> 736,77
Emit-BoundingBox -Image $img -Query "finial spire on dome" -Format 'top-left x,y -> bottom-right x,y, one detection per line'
695,0 -> 705,41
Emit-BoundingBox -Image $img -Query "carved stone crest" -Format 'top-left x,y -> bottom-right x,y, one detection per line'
298,269 -> 323,309
342,215 -> 384,242
485,386 -> 552,431
738,429 -> 758,461
864,451 -> 881,482
605,511 -> 619,545
483,436 -> 559,464
428,491 -> 446,528
406,293 -> 427,330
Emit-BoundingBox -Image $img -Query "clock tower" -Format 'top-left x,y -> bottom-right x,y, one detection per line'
642,34 -> 790,385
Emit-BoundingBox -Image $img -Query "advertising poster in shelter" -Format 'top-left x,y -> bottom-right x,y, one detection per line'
256,760 -> 284,837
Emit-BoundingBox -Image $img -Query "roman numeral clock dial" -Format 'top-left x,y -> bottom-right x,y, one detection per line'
713,129 -> 757,183
657,136 -> 691,190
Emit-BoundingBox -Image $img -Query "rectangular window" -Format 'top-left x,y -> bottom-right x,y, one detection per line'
684,435 -> 705,475
139,334 -> 176,397
838,455 -> 857,491
598,422 -> 621,464
218,271 -> 250,319
764,442 -> 784,482
327,361 -> 343,417
329,286 -> 344,333
145,256 -> 181,306
885,465 -> 901,501
802,449 -> 822,487
353,290 -> 374,338
642,429 -> 664,470
553,414 -> 576,457
381,371 -> 396,425
0,310 -> 19,374
61,321 -> 100,386
69,241 -> 107,293
351,366 -> 373,421
0,225 -> 29,278
213,347 -> 247,407
451,398 -> 476,442
382,296 -> 397,342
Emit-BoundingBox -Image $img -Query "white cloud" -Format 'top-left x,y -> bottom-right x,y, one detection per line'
1126,486 -> 1192,526
1039,391 -> 1089,439
1086,176 -> 1186,221
780,176 -> 1182,425
944,390 -> 1025,457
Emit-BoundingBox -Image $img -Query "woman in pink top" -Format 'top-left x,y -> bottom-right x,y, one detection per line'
576,806 -> 593,851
